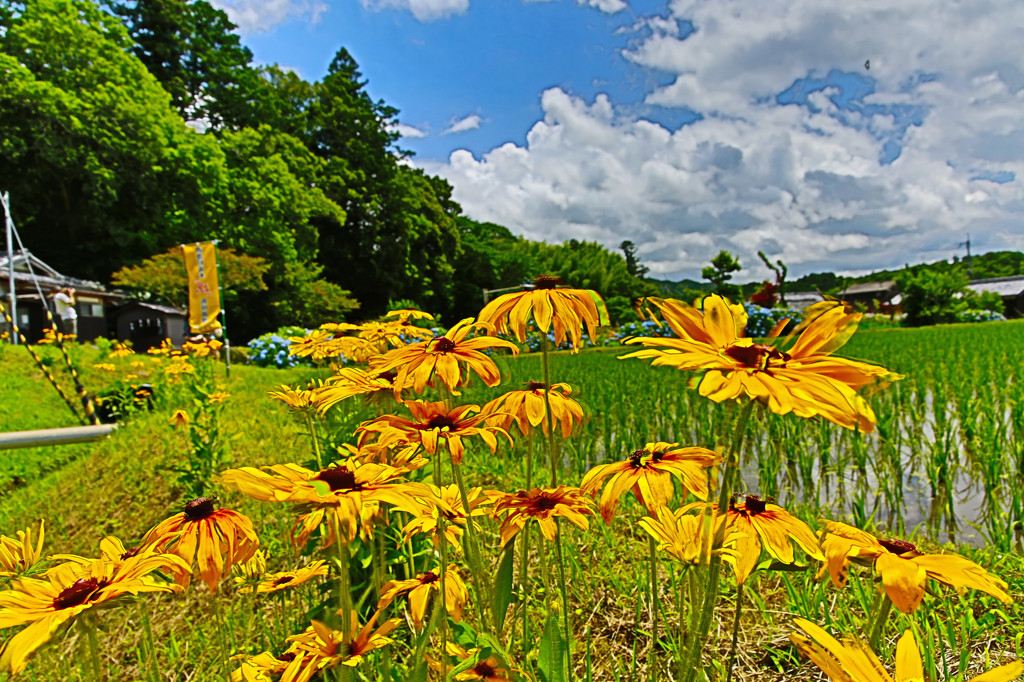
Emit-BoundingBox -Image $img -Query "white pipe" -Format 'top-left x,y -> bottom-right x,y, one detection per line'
0,424 -> 117,450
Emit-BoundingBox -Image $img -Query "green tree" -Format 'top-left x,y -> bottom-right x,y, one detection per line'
112,0 -> 260,129
620,240 -> 649,278
897,268 -> 969,326
702,250 -> 742,297
0,0 -> 228,279
110,246 -> 270,308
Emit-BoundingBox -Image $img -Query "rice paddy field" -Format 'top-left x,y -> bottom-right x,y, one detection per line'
1,312 -> 1023,682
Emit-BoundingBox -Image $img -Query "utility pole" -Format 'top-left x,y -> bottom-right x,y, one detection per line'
957,234 -> 973,279
2,192 -> 16,345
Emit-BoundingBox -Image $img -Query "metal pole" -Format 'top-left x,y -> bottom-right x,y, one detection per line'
2,192 -> 16,345
212,240 -> 230,378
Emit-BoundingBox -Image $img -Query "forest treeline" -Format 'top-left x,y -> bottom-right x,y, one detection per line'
0,0 -> 654,339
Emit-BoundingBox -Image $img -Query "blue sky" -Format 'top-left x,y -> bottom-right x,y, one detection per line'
217,0 -> 1024,282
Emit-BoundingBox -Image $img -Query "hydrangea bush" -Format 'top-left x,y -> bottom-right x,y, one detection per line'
246,327 -> 314,369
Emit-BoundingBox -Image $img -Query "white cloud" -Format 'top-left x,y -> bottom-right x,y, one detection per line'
578,0 -> 628,14
443,114 -> 483,135
393,122 -> 429,139
210,0 -> 326,33
420,0 -> 1024,281
360,0 -> 469,21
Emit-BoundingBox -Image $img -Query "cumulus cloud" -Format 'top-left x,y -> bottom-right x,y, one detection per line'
392,122 -> 429,139
443,114 -> 483,135
360,0 -> 468,21
210,0 -> 326,33
421,0 -> 1024,281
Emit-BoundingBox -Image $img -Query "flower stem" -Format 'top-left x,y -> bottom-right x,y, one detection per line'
682,400 -> 754,682
306,414 -> 323,469
725,583 -> 745,682
540,337 -> 560,486
84,613 -> 103,680
451,456 -> 492,633
519,523 -> 533,656
330,514 -> 353,637
648,534 -> 660,682
868,595 -> 893,651
554,522 -> 573,679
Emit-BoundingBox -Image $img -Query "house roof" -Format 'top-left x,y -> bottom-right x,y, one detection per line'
115,301 -> 187,316
0,250 -> 114,296
838,280 -> 898,296
967,275 -> 1024,298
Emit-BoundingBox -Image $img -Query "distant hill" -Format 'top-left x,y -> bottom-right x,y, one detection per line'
649,250 -> 1024,297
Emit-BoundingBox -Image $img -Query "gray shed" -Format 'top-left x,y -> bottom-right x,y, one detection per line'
113,302 -> 187,351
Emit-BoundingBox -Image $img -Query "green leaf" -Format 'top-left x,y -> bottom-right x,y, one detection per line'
537,612 -> 567,682
309,479 -> 331,497
491,537 -> 516,632
407,661 -> 429,682
447,647 -> 491,680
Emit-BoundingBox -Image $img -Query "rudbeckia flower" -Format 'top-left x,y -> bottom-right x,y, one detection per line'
454,655 -> 517,682
478,274 -> 605,352
288,329 -> 377,363
231,651 -> 301,682
370,318 -> 519,398
378,565 -> 468,628
283,611 -> 400,681
144,497 -> 259,593
268,384 -> 322,416
402,483 -> 494,548
169,409 -> 190,429
720,495 -> 823,585
0,553 -> 189,674
384,308 -> 435,324
357,400 -> 512,465
493,486 -> 595,546
481,381 -> 585,438
639,505 -> 735,567
219,461 -> 424,544
790,618 -> 1024,682
0,521 -> 45,578
238,561 -> 329,595
819,521 -> 1011,614
316,368 -> 401,413
621,296 -> 900,432
580,443 -> 720,523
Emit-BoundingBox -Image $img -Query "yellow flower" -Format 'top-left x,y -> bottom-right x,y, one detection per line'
219,461 -> 424,544
580,443 -> 720,523
378,565 -> 468,628
401,483 -> 493,548
129,360 -> 146,370
358,400 -> 511,465
478,274 -> 605,352
639,505 -> 735,567
0,553 -> 188,674
143,497 -> 259,593
235,549 -> 268,582
493,486 -> 595,546
481,381 -> 585,437
0,521 -> 45,578
110,342 -> 134,358
239,561 -> 329,595
338,441 -> 428,470
283,612 -> 400,680
209,391 -> 230,403
790,618 -> 1024,682
288,329 -> 375,362
454,655 -> 517,682
316,368 -> 401,413
183,338 -> 223,357
621,296 -> 900,432
148,338 -> 174,356
369,318 -> 518,398
819,521 -> 1010,614
169,409 -> 190,429
720,495 -> 823,585
268,384 -> 321,416
231,651 -> 300,682
384,308 -> 435,323
92,363 -> 116,372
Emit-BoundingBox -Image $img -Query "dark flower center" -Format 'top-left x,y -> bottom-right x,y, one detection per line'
420,571 -> 439,584
743,495 -> 768,514
533,275 -> 563,289
879,538 -> 917,555
532,496 -> 559,511
53,577 -> 106,609
433,337 -> 457,353
279,652 -> 296,663
120,546 -> 142,561
376,370 -> 397,382
723,343 -> 790,371
526,381 -> 547,391
628,449 -> 650,468
273,576 -> 293,586
184,497 -> 217,521
316,467 -> 362,492
473,662 -> 498,677
425,414 -> 457,430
